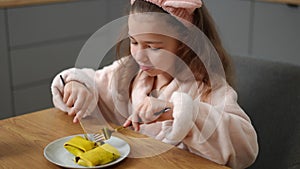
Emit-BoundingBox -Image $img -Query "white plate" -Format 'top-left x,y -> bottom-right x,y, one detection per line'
44,134 -> 130,168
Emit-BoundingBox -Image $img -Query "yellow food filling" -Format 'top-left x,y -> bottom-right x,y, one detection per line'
64,136 -> 120,167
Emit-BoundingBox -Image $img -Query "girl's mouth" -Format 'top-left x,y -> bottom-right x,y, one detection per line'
139,65 -> 153,71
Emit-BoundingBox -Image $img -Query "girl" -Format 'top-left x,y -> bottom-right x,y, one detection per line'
51,0 -> 258,168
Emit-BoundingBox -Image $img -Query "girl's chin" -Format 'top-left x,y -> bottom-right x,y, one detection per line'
141,69 -> 158,76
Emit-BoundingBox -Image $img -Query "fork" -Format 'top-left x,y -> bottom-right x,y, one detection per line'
93,126 -> 126,143
93,107 -> 171,143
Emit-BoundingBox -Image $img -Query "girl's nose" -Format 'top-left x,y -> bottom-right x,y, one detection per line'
135,48 -> 149,62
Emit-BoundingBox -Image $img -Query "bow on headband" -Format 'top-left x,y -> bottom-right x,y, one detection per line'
130,0 -> 203,25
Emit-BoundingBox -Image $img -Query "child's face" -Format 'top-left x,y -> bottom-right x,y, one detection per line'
128,14 -> 179,77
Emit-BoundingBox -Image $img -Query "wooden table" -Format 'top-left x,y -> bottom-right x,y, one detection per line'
0,108 -> 230,169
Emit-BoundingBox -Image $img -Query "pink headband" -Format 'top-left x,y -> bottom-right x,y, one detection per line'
130,0 -> 202,25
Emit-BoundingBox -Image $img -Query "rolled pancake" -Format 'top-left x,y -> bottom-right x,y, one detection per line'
75,143 -> 121,167
64,136 -> 96,156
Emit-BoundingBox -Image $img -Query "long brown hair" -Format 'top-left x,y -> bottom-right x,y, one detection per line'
116,0 -> 233,89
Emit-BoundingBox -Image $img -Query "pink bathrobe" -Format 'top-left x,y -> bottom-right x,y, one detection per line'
51,57 -> 258,169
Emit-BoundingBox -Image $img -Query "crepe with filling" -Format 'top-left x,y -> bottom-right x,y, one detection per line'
75,143 -> 121,167
64,136 -> 96,156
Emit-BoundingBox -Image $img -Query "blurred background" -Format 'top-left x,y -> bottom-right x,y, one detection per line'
0,0 -> 299,119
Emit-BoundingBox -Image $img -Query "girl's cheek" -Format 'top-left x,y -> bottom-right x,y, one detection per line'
130,45 -> 137,57
149,51 -> 176,71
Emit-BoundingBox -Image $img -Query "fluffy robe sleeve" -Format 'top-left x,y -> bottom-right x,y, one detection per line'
51,59 -> 125,116
154,86 -> 258,169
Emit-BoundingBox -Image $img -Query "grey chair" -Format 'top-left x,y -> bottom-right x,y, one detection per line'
231,56 -> 300,169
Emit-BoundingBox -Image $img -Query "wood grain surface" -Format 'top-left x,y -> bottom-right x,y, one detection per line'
0,0 -> 74,8
0,108 -> 230,169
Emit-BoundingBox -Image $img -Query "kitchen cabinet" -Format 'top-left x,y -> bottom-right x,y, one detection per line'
206,0 -> 300,66
7,1 -> 107,47
205,0 -> 252,57
251,1 -> 300,65
0,0 -> 127,118
0,9 -> 14,119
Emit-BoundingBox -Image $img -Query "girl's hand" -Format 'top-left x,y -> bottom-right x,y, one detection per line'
62,81 -> 93,123
123,97 -> 174,131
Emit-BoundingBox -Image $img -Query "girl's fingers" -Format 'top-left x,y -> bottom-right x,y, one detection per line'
132,113 -> 142,131
52,88 -> 71,112
78,98 -> 90,118
63,88 -> 71,103
132,121 -> 140,131
73,94 -> 85,111
73,115 -> 79,123
124,115 -> 140,131
68,108 -> 76,116
73,110 -> 83,123
138,104 -> 158,123
66,94 -> 75,107
123,119 -> 132,127
72,95 -> 91,123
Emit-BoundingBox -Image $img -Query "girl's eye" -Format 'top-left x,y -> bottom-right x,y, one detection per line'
149,46 -> 160,51
130,40 -> 138,45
